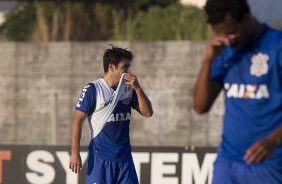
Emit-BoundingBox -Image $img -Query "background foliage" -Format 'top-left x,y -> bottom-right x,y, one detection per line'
0,1 -> 212,42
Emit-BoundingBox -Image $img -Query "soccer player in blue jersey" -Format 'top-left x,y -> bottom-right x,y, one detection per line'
193,0 -> 282,183
69,45 -> 153,184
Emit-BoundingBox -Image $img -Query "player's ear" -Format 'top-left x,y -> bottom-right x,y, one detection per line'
109,64 -> 115,72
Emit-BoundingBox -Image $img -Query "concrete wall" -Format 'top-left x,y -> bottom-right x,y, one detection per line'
0,41 -> 224,146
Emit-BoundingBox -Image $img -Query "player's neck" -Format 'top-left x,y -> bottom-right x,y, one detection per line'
103,74 -> 119,88
249,18 -> 265,44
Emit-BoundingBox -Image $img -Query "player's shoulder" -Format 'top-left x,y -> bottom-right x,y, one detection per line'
262,25 -> 282,48
84,78 -> 103,88
82,82 -> 94,90
267,26 -> 282,37
269,27 -> 282,51
89,78 -> 107,87
80,79 -> 101,94
82,78 -> 112,96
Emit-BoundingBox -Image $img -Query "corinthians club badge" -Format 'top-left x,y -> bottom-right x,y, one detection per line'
250,52 -> 269,77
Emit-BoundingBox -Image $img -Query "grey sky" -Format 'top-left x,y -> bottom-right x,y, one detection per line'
248,0 -> 282,22
0,1 -> 15,11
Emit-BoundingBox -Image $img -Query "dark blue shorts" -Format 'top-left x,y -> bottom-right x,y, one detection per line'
86,153 -> 139,184
212,157 -> 282,184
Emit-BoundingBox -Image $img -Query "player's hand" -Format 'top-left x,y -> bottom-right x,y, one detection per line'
243,137 -> 278,164
69,153 -> 82,173
205,34 -> 237,60
123,72 -> 141,91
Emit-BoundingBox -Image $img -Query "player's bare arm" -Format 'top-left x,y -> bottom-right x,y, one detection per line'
123,73 -> 153,118
244,125 -> 282,164
69,110 -> 87,173
193,36 -> 228,114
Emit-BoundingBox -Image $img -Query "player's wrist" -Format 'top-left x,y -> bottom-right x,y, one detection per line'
267,131 -> 282,148
273,131 -> 282,146
134,86 -> 142,93
71,149 -> 80,156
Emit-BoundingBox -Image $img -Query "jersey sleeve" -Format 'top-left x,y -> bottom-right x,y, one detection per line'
210,56 -> 224,83
75,83 -> 96,115
278,42 -> 282,80
210,46 -> 237,83
131,90 -> 138,109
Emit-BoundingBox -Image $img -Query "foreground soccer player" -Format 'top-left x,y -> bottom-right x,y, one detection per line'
193,0 -> 282,183
69,46 -> 153,184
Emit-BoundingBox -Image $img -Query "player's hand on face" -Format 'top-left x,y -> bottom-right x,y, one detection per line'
206,34 -> 237,59
69,153 -> 82,173
123,71 -> 141,91
243,137 -> 278,164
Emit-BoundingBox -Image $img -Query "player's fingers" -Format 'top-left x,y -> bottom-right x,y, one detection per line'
70,165 -> 74,172
123,75 -> 131,81
124,74 -> 135,80
69,162 -> 80,173
244,143 -> 260,161
228,34 -> 238,40
124,76 -> 136,84
249,147 -> 265,163
222,38 -> 230,46
76,165 -> 81,173
123,77 -> 133,82
211,37 -> 222,46
212,37 -> 229,46
244,148 -> 253,161
125,73 -> 136,77
245,153 -> 257,164
70,162 -> 75,170
74,164 -> 79,173
72,164 -> 76,172
256,146 -> 273,163
253,150 -> 267,163
245,143 -> 266,164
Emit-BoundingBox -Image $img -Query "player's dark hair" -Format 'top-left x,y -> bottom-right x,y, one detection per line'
204,0 -> 250,24
103,45 -> 133,73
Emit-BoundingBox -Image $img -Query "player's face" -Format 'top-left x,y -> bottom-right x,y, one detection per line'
211,14 -> 249,49
113,59 -> 132,81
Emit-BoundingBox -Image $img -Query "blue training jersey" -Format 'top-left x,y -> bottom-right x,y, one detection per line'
75,78 -> 138,162
211,25 -> 282,166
